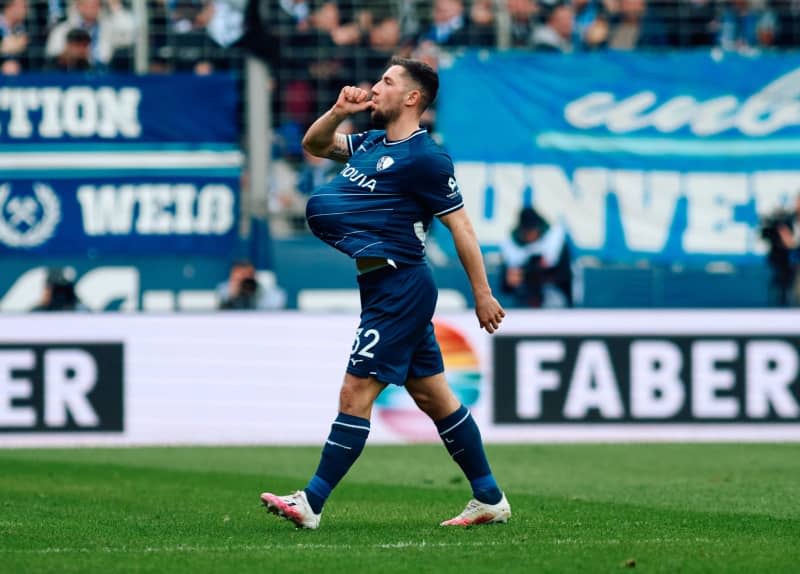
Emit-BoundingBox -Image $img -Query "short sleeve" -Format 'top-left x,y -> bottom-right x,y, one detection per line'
346,131 -> 371,155
413,152 -> 464,217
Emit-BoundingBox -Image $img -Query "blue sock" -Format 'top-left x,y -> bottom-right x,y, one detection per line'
436,405 -> 502,505
304,413 -> 370,514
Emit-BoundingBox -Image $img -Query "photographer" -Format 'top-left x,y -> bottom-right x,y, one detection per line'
216,259 -> 286,310
33,268 -> 88,312
761,193 -> 800,306
499,207 -> 572,308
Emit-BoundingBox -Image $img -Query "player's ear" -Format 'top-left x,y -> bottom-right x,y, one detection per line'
406,89 -> 421,108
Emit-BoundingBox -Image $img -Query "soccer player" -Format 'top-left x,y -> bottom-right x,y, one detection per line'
260,58 -> 510,529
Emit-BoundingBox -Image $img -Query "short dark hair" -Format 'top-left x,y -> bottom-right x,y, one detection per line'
389,57 -> 439,111
66,28 -> 92,45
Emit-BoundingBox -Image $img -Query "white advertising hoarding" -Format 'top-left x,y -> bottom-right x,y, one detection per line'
0,310 -> 799,446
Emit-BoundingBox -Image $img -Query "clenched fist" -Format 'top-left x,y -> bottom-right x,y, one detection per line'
332,85 -> 374,117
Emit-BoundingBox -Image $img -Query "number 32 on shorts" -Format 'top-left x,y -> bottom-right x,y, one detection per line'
351,328 -> 380,358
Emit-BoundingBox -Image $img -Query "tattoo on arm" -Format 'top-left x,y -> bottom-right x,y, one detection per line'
327,133 -> 351,162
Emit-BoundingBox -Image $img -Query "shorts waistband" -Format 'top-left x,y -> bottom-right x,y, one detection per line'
356,257 -> 397,274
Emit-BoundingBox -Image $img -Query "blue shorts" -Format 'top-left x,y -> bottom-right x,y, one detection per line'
346,263 -> 444,386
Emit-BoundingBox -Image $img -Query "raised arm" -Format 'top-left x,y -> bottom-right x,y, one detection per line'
439,208 -> 506,333
302,86 -> 374,162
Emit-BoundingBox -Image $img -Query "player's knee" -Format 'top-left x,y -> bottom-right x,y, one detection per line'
339,377 -> 375,417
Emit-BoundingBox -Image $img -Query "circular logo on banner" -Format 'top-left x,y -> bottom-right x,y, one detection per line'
0,183 -> 61,248
375,319 -> 482,441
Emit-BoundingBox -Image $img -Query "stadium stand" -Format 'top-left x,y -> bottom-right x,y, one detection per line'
1,0 -> 798,310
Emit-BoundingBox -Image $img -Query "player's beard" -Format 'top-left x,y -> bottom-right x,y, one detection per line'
370,106 -> 399,129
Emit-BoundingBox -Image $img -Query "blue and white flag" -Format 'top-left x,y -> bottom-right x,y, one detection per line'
0,74 -> 239,146
438,52 -> 800,264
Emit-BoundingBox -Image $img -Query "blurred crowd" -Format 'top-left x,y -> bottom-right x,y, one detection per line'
3,0 -> 800,232
231,0 -> 800,223
1,0 -> 798,75
3,0 -> 798,133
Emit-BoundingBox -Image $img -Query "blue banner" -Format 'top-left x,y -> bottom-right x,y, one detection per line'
438,52 -> 800,265
0,74 -> 239,146
0,171 -> 239,256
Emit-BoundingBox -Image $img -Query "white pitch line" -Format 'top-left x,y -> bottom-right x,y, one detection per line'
2,538 -> 719,555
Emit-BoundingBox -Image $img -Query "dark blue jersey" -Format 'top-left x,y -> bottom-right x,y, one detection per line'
305,128 -> 464,265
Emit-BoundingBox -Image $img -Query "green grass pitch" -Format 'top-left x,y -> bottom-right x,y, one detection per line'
1,444 -> 799,573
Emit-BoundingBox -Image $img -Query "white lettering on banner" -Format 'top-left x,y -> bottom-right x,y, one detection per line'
0,350 -> 35,426
530,166 -> 607,249
77,184 -> 235,236
516,341 -> 565,418
563,341 -> 624,419
510,338 -> 800,421
745,341 -> 800,419
683,174 -> 750,254
0,311 -> 798,445
563,67 -> 800,136
630,341 -> 685,418
0,87 -> 141,138
612,171 -> 681,252
44,350 -> 99,427
692,341 -> 739,418
455,162 -> 800,253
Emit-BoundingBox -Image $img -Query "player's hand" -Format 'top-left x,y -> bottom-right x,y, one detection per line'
333,86 -> 374,116
475,293 -> 505,334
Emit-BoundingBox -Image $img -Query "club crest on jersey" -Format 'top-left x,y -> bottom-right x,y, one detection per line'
340,162 -> 377,192
376,156 -> 395,172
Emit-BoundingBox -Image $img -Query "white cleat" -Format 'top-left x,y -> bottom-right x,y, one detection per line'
260,490 -> 321,529
440,493 -> 511,526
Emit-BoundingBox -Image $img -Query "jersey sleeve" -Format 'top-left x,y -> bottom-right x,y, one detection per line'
346,131 -> 371,156
413,152 -> 464,217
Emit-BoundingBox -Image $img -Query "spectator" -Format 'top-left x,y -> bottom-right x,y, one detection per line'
261,1 -> 352,134
499,207 -> 573,308
422,0 -> 472,47
242,0 -> 310,65
761,192 -> 800,306
397,0 -> 422,43
166,0 -> 249,73
366,11 -> 401,63
606,0 -> 667,50
0,0 -> 29,74
507,0 -> 538,47
33,268 -> 88,312
49,27 -> 92,70
469,0 -> 497,46
573,0 -> 609,50
206,0 -> 246,49
45,0 -> 136,69
532,0 -> 575,52
344,12 -> 401,131
408,40 -> 441,131
160,0 -> 218,72
717,0 -> 772,51
297,2 -> 349,121
43,0 -> 69,28
217,260 -> 287,310
242,0 -> 317,137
